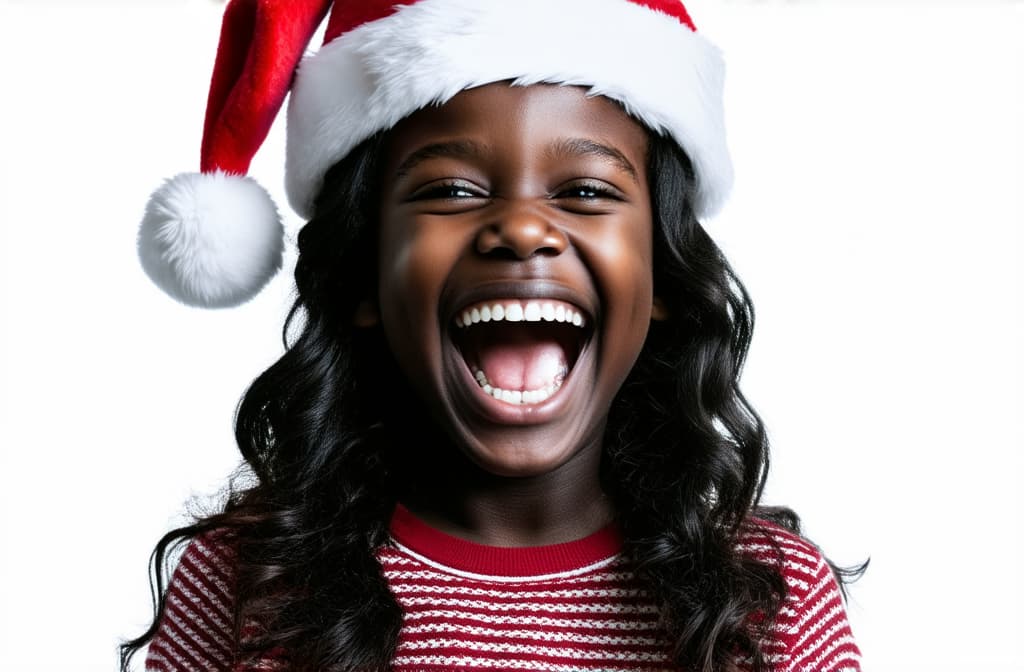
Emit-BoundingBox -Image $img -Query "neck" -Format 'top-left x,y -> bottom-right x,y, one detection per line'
398,436 -> 613,547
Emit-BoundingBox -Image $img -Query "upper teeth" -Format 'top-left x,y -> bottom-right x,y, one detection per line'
455,300 -> 586,329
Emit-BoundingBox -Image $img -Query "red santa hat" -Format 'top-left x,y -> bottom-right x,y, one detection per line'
138,0 -> 732,308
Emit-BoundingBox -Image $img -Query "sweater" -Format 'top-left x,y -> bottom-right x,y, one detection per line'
143,506 -> 861,671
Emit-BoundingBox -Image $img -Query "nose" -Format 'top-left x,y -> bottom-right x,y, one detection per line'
475,202 -> 569,260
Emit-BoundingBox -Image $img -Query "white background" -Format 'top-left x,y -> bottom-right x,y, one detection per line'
0,1 -> 1021,670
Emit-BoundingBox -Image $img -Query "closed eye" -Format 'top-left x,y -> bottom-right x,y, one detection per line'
556,183 -> 621,200
409,180 -> 487,202
551,180 -> 625,213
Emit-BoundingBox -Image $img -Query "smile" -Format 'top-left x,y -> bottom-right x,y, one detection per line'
454,300 -> 587,329
452,299 -> 592,407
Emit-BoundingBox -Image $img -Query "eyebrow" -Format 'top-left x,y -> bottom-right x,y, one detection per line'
391,137 -> 640,183
394,140 -> 487,178
547,138 -> 639,184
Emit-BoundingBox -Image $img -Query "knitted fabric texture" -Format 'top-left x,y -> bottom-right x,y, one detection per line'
144,508 -> 861,671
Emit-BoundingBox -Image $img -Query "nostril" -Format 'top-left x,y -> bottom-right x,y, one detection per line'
482,246 -> 524,261
532,241 -> 564,257
475,217 -> 568,260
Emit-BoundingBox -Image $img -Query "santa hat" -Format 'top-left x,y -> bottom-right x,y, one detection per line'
138,0 -> 731,308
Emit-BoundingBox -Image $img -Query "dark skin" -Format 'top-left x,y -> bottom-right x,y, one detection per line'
369,83 -> 659,547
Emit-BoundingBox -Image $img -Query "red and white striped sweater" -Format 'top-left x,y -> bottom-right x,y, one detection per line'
144,506 -> 861,671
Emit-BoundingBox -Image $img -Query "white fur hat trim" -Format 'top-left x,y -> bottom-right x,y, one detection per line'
286,0 -> 732,220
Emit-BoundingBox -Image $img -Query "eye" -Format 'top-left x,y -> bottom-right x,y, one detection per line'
551,180 -> 624,212
555,180 -> 622,200
409,180 -> 487,202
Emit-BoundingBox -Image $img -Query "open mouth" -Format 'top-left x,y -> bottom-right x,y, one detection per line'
452,299 -> 592,406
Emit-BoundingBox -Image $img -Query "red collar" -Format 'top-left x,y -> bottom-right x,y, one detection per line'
389,503 -> 623,578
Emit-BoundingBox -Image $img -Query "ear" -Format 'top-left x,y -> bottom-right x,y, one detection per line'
353,299 -> 380,327
651,296 -> 670,322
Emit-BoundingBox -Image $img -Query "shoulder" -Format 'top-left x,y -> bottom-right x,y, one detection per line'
738,518 -> 826,589
167,529 -> 239,615
181,528 -> 238,579
737,519 -> 863,672
144,530 -> 239,672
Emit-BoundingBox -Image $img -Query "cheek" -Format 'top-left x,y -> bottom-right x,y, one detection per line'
377,222 -> 457,367
592,217 -> 656,324
581,213 -> 656,390
610,245 -> 654,323
379,214 -> 428,310
378,229 -> 425,354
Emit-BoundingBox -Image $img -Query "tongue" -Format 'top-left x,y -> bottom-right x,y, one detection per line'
477,337 -> 568,391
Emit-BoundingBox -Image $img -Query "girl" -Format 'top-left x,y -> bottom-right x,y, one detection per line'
126,1 -> 862,670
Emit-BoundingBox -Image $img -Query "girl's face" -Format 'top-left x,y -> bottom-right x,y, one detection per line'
376,83 -> 655,478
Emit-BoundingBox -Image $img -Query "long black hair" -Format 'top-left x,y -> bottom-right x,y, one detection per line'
122,130 -> 860,672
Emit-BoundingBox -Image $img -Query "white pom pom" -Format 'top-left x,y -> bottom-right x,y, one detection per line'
138,171 -> 284,308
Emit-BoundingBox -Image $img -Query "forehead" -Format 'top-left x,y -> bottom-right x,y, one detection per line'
382,83 -> 650,175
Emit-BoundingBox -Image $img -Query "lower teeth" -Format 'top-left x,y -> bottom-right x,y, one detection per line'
472,368 -> 562,405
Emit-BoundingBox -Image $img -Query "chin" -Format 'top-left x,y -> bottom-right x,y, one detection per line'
439,406 -> 606,480
464,435 -> 585,478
